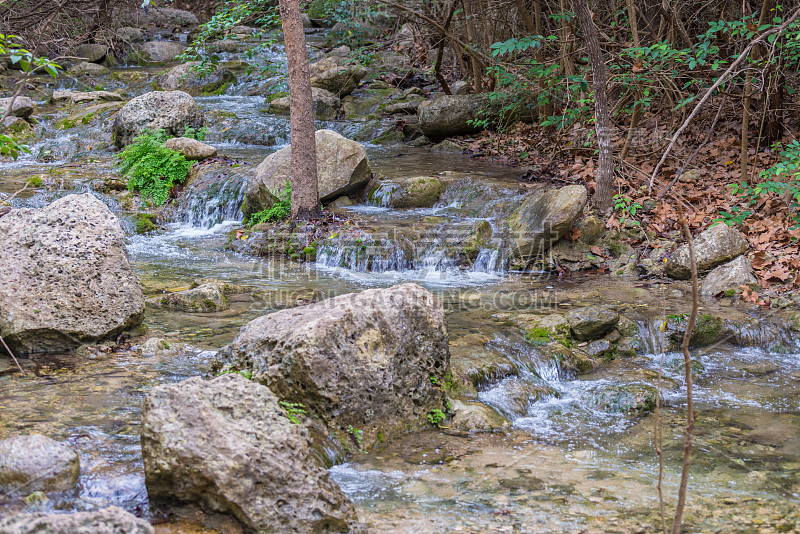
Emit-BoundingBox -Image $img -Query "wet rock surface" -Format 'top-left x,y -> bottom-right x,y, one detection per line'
509,185 -> 587,259
566,305 -> 620,341
0,435 -> 79,495
0,506 -> 153,534
141,374 -> 361,533
154,62 -> 236,96
0,194 -> 145,354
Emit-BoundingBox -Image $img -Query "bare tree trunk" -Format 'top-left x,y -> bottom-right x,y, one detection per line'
279,0 -> 320,220
573,0 -> 614,212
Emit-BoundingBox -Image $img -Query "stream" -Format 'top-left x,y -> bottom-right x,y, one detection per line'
1,32 -> 799,533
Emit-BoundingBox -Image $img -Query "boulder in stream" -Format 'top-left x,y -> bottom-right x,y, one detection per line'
665,223 -> 749,279
0,194 -> 145,355
153,62 -> 236,96
268,87 -> 341,120
133,41 -> 188,64
244,129 -> 371,216
0,507 -> 153,534
0,434 -> 80,495
141,374 -> 361,533
309,56 -> 367,97
112,90 -> 204,148
51,90 -> 124,105
148,283 -> 229,312
418,94 -> 490,138
509,185 -> 587,259
566,305 -> 620,341
163,137 -> 217,160
212,283 -> 450,452
0,96 -> 33,118
74,43 -> 108,63
67,61 -> 110,76
367,176 -> 446,209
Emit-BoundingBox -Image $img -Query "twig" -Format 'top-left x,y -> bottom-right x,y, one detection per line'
672,201 -> 699,534
647,6 -> 800,195
0,334 -> 25,375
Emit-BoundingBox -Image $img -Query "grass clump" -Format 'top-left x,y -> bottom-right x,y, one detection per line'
247,181 -> 291,226
117,129 -> 192,206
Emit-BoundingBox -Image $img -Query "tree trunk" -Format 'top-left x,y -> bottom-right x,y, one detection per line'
573,0 -> 614,212
278,0 -> 320,220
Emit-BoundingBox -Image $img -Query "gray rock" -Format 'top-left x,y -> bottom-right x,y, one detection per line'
509,185 -> 587,258
210,39 -> 240,53
123,7 -> 198,28
0,435 -> 79,495
566,305 -> 620,341
74,44 -> 107,63
134,41 -> 187,64
212,283 -> 450,451
367,176 -> 445,208
245,129 -> 370,216
585,339 -> 613,358
117,27 -> 145,43
148,283 -> 228,312
0,506 -> 152,534
666,224 -> 749,279
0,194 -> 145,354
67,61 -> 109,76
112,90 -> 204,148
268,87 -> 341,120
451,400 -> 509,432
382,99 -> 424,115
584,383 -> 659,415
51,90 -> 124,105
418,93 -> 489,138
700,255 -> 758,296
616,336 -> 644,357
141,374 -> 360,533
309,56 -> 367,97
0,97 -> 34,118
153,62 -> 235,96
2,116 -> 31,134
450,80 -> 470,95
163,137 -> 217,160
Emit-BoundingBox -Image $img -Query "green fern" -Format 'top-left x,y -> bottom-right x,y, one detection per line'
117,129 -> 192,206
247,181 -> 291,226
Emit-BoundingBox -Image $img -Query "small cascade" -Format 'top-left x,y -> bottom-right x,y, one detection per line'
175,171 -> 247,228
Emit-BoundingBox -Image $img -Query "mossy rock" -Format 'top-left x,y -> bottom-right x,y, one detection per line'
450,399 -> 510,432
514,313 -> 571,347
463,220 -> 492,262
450,334 -> 520,388
266,91 -> 289,103
667,313 -> 728,349
664,357 -> 705,378
134,213 -> 157,234
112,71 -> 149,83
391,177 -> 446,208
149,283 -> 230,313
56,101 -> 124,130
546,342 -> 594,374
372,129 -> 405,145
584,383 -> 659,415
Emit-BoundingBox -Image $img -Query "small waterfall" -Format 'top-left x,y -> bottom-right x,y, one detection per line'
175,170 -> 247,228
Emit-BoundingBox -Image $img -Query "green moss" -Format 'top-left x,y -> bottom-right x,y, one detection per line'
302,245 -> 317,259
692,314 -> 724,346
134,213 -> 157,234
525,327 -> 552,345
26,176 -> 43,187
266,91 -> 289,103
202,81 -> 232,96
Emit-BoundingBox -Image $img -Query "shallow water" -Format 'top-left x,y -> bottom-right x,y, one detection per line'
1,52 -> 799,533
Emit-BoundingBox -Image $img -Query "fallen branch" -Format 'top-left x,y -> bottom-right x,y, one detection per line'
647,6 -> 800,195
0,334 -> 25,375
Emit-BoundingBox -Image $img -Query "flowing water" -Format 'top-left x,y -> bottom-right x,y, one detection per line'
1,37 -> 799,533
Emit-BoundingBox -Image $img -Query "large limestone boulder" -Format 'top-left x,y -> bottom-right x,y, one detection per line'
164,137 -> 217,160
112,91 -> 203,148
0,96 -> 34,118
67,61 -> 110,76
134,41 -> 187,64
0,507 -> 153,534
212,283 -> 450,451
0,194 -> 145,354
268,87 -> 341,120
51,90 -> 124,105
153,62 -> 235,96
141,374 -> 360,533
509,185 -> 587,259
244,129 -> 371,216
0,435 -> 80,495
700,255 -> 758,296
666,223 -> 749,279
309,56 -> 367,97
566,305 -> 620,341
74,43 -> 108,63
418,94 -> 490,138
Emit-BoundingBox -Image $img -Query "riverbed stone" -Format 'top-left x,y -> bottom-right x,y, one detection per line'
0,435 -> 80,495
112,90 -> 204,148
245,129 -> 371,215
149,283 -> 228,312
666,223 -> 749,279
585,339 -> 613,358
117,27 -> 145,43
309,56 -> 367,97
566,305 -> 620,341
164,137 -> 217,160
154,62 -> 235,96
490,378 -> 559,416
67,61 -> 109,76
451,400 -> 510,432
509,185 -> 587,259
418,93 -> 489,138
134,41 -> 188,64
391,176 -> 445,208
0,506 -> 153,534
212,283 -> 450,451
700,255 -> 758,296
0,96 -> 34,118
0,194 -> 145,355
51,90 -> 124,105
268,87 -> 341,120
584,383 -> 659,415
141,374 -> 361,533
74,44 -> 108,63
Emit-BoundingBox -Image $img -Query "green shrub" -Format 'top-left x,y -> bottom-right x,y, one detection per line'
247,181 -> 291,226
117,129 -> 192,206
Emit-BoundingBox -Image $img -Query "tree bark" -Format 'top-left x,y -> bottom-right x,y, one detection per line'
278,0 -> 320,220
573,0 -> 614,212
